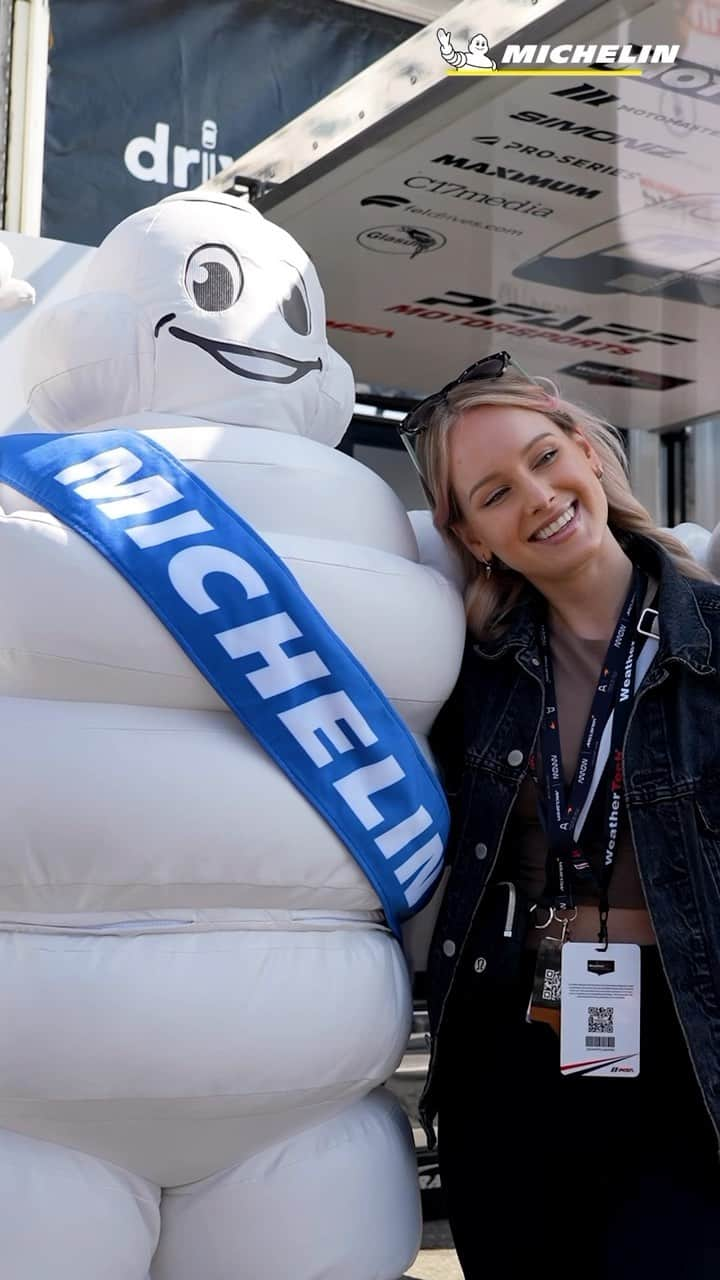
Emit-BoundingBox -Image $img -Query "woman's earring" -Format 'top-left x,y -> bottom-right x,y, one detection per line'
482,558 -> 492,580
595,465 -> 604,479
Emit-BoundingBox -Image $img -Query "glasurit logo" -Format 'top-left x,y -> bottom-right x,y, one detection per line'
436,27 -> 680,75
124,119 -> 233,189
356,225 -> 446,258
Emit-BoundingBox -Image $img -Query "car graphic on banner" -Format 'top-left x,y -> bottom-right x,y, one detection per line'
514,193 -> 720,305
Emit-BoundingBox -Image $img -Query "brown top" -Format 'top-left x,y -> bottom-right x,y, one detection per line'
502,620 -> 647,910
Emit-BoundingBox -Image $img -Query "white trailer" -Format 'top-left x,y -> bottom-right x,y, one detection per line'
1,0 -> 719,521
204,0 -> 720,526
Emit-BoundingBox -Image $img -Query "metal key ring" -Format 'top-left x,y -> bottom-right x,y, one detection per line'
553,907 -> 578,925
530,904 -> 555,930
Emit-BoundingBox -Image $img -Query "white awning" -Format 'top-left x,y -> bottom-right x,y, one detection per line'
208,0 -> 720,431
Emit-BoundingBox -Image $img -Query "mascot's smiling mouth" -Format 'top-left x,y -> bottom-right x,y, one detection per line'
154,314 -> 322,383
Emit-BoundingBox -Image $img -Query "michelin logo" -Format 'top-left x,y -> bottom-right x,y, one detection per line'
124,118 -> 233,189
437,33 -> 679,74
437,29 -> 496,70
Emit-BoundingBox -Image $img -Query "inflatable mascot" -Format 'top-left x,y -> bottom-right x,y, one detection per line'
0,194 -> 465,1278
0,240 -> 35,311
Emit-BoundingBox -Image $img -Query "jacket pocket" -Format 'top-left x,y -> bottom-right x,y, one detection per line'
696,788 -> 720,837
693,787 -> 720,899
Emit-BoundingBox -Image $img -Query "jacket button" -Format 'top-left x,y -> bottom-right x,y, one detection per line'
475,842 -> 488,859
531,658 -> 540,667
507,749 -> 524,767
442,939 -> 456,957
474,957 -> 487,974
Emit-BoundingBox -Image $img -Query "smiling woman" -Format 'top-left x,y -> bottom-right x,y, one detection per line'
401,358 -> 720,1280
410,365 -> 706,639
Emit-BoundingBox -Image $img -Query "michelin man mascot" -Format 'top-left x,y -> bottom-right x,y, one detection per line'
0,194 -> 465,1279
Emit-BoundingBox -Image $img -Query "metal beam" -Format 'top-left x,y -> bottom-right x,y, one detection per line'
207,0 -> 617,197
4,0 -> 50,234
0,0 -> 12,224
332,0 -> 447,23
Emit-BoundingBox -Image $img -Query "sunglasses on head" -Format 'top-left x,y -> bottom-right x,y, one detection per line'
397,350 -> 533,501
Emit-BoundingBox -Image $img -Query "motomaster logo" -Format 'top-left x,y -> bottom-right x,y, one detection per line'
507,110 -> 684,158
551,83 -> 618,107
432,153 -> 602,200
552,75 -> 720,139
384,291 -> 695,357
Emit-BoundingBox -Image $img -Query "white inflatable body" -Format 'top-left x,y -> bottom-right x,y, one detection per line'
707,520 -> 720,580
664,521 -> 712,569
0,194 -> 466,1278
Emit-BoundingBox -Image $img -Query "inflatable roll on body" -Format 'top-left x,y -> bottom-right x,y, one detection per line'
0,193 -> 466,1279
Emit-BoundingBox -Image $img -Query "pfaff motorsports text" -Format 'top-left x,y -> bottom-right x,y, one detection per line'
384,294 -> 695,358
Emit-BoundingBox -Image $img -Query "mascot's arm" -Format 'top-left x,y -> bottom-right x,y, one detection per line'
402,670 -> 464,976
0,243 -> 35,312
436,27 -> 464,67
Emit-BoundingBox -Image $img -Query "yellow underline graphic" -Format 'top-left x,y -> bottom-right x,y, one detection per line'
447,68 -> 644,75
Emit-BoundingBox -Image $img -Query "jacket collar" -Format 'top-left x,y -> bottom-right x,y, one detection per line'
471,533 -> 715,676
630,533 -> 714,675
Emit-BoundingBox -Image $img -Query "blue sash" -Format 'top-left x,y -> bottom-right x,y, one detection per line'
0,430 -> 449,935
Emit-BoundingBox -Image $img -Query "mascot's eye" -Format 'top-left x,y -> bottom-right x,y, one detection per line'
184,244 -> 244,312
277,263 -> 311,335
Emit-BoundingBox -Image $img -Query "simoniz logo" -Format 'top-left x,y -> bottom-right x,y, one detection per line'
507,111 -> 684,159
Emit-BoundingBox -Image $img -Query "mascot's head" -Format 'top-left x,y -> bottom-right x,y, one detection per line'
468,33 -> 490,57
23,192 -> 354,446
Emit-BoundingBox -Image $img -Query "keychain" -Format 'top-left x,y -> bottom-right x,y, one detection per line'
527,908 -> 575,1034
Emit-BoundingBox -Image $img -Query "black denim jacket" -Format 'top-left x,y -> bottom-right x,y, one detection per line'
420,534 -> 720,1144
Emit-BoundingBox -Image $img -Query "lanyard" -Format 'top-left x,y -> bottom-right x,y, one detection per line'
536,570 -> 645,942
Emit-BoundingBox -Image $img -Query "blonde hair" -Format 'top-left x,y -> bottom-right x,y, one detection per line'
416,372 -> 713,639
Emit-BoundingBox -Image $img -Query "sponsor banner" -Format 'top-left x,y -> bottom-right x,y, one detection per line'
436,26 -> 679,74
560,361 -> 693,389
42,0 -> 418,246
264,0 -> 720,430
327,320 -> 395,338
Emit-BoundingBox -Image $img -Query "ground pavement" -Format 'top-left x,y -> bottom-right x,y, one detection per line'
389,1017 -> 462,1280
402,1220 -> 461,1279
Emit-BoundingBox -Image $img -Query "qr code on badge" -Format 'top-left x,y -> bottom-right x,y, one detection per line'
588,1006 -> 614,1035
542,968 -> 561,1002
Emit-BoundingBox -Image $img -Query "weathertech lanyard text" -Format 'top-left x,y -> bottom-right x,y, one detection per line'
536,570 -> 645,944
